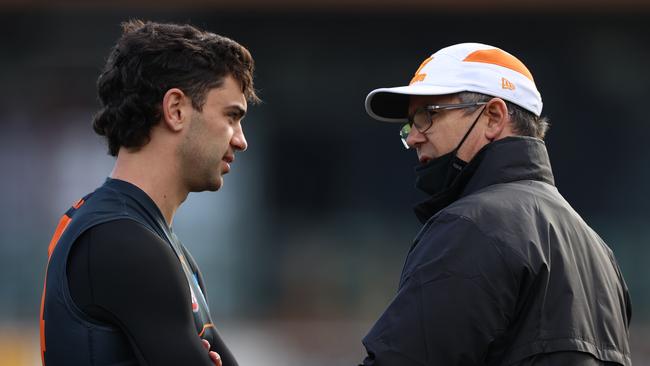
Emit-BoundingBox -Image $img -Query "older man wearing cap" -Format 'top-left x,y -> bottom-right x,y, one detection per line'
361,43 -> 632,366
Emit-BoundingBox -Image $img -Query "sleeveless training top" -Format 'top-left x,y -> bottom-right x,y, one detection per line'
39,178 -> 233,365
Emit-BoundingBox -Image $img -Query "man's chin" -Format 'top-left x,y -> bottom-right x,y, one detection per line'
208,177 -> 223,192
188,176 -> 223,193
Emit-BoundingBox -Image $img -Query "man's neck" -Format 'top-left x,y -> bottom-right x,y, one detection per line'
110,149 -> 187,226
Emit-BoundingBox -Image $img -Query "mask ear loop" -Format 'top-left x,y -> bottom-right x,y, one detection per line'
453,105 -> 487,154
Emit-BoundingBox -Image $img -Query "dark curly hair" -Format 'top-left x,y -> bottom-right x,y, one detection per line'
93,19 -> 260,156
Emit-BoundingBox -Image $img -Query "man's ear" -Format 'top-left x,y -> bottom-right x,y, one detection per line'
484,98 -> 510,141
161,88 -> 190,132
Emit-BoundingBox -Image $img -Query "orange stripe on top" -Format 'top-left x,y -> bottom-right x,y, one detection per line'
72,198 -> 85,209
463,49 -> 534,82
41,214 -> 72,364
199,323 -> 215,337
41,198 -> 84,364
40,272 -> 48,365
47,215 -> 72,260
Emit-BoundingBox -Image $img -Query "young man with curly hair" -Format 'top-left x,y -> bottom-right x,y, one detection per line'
40,20 -> 259,366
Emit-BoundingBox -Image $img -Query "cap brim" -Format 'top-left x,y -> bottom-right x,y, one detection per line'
365,84 -> 465,123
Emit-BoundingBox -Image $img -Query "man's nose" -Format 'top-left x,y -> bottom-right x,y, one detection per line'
232,126 -> 248,151
405,127 -> 426,148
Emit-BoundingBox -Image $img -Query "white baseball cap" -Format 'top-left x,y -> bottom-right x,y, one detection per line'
365,42 -> 543,122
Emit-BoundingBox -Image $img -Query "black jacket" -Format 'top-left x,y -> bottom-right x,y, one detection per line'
361,137 -> 632,366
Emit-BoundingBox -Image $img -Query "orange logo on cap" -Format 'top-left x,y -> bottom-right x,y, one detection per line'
410,56 -> 433,85
464,48 -> 534,82
501,77 -> 516,90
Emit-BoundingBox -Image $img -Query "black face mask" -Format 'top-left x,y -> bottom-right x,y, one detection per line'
414,106 -> 485,196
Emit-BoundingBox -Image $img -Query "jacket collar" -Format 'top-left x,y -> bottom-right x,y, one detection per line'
414,136 -> 555,223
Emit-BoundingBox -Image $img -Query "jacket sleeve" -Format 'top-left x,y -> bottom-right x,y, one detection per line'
361,214 -> 522,366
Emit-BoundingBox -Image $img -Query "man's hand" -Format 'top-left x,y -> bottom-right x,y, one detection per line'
201,339 -> 222,366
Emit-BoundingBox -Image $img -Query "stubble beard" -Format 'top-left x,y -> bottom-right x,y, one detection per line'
179,113 -> 223,193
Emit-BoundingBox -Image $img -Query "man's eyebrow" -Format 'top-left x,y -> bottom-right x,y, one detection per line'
225,105 -> 247,119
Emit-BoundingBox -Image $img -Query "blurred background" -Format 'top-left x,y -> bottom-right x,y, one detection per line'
1,0 -> 649,365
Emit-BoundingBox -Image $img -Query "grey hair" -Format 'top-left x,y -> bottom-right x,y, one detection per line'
456,91 -> 550,140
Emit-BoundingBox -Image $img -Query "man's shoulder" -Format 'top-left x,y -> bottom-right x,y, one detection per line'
71,183 -> 126,216
449,180 -> 560,218
442,180 -> 576,240
428,179 -> 604,271
410,181 -> 568,274
69,181 -> 159,234
81,219 -> 169,258
401,211 -> 528,294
